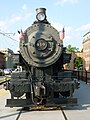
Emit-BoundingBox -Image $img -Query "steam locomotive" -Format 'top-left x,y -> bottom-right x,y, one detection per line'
5,8 -> 80,107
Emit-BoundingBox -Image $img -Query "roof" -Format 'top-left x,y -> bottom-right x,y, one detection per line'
83,31 -> 90,37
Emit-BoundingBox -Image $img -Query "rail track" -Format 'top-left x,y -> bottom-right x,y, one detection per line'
16,108 -> 23,120
15,106 -> 68,120
60,106 -> 68,120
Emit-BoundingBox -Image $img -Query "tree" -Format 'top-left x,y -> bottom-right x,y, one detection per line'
65,44 -> 83,69
66,44 -> 80,53
74,57 -> 83,69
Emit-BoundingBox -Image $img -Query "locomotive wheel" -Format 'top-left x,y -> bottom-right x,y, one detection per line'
26,92 -> 31,99
60,89 -> 74,97
60,91 -> 70,97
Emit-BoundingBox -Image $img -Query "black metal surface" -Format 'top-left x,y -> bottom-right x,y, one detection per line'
6,97 -> 78,107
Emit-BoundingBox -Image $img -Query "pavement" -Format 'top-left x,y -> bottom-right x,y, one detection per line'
0,76 -> 5,81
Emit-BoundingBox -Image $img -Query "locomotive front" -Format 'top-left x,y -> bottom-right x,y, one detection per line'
20,8 -> 63,67
5,8 -> 80,107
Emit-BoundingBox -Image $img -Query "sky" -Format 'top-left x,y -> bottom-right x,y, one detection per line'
0,0 -> 90,53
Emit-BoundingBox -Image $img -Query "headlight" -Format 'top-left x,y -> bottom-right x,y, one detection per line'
36,12 -> 46,21
36,39 -> 47,51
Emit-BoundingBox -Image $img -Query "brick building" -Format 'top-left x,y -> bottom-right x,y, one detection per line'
0,52 -> 5,69
70,52 -> 83,70
83,31 -> 90,70
0,48 -> 13,69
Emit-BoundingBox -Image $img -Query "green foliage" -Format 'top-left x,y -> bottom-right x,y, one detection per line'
65,63 -> 70,69
65,44 -> 83,70
74,57 -> 83,69
0,65 -> 5,69
66,44 -> 80,52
